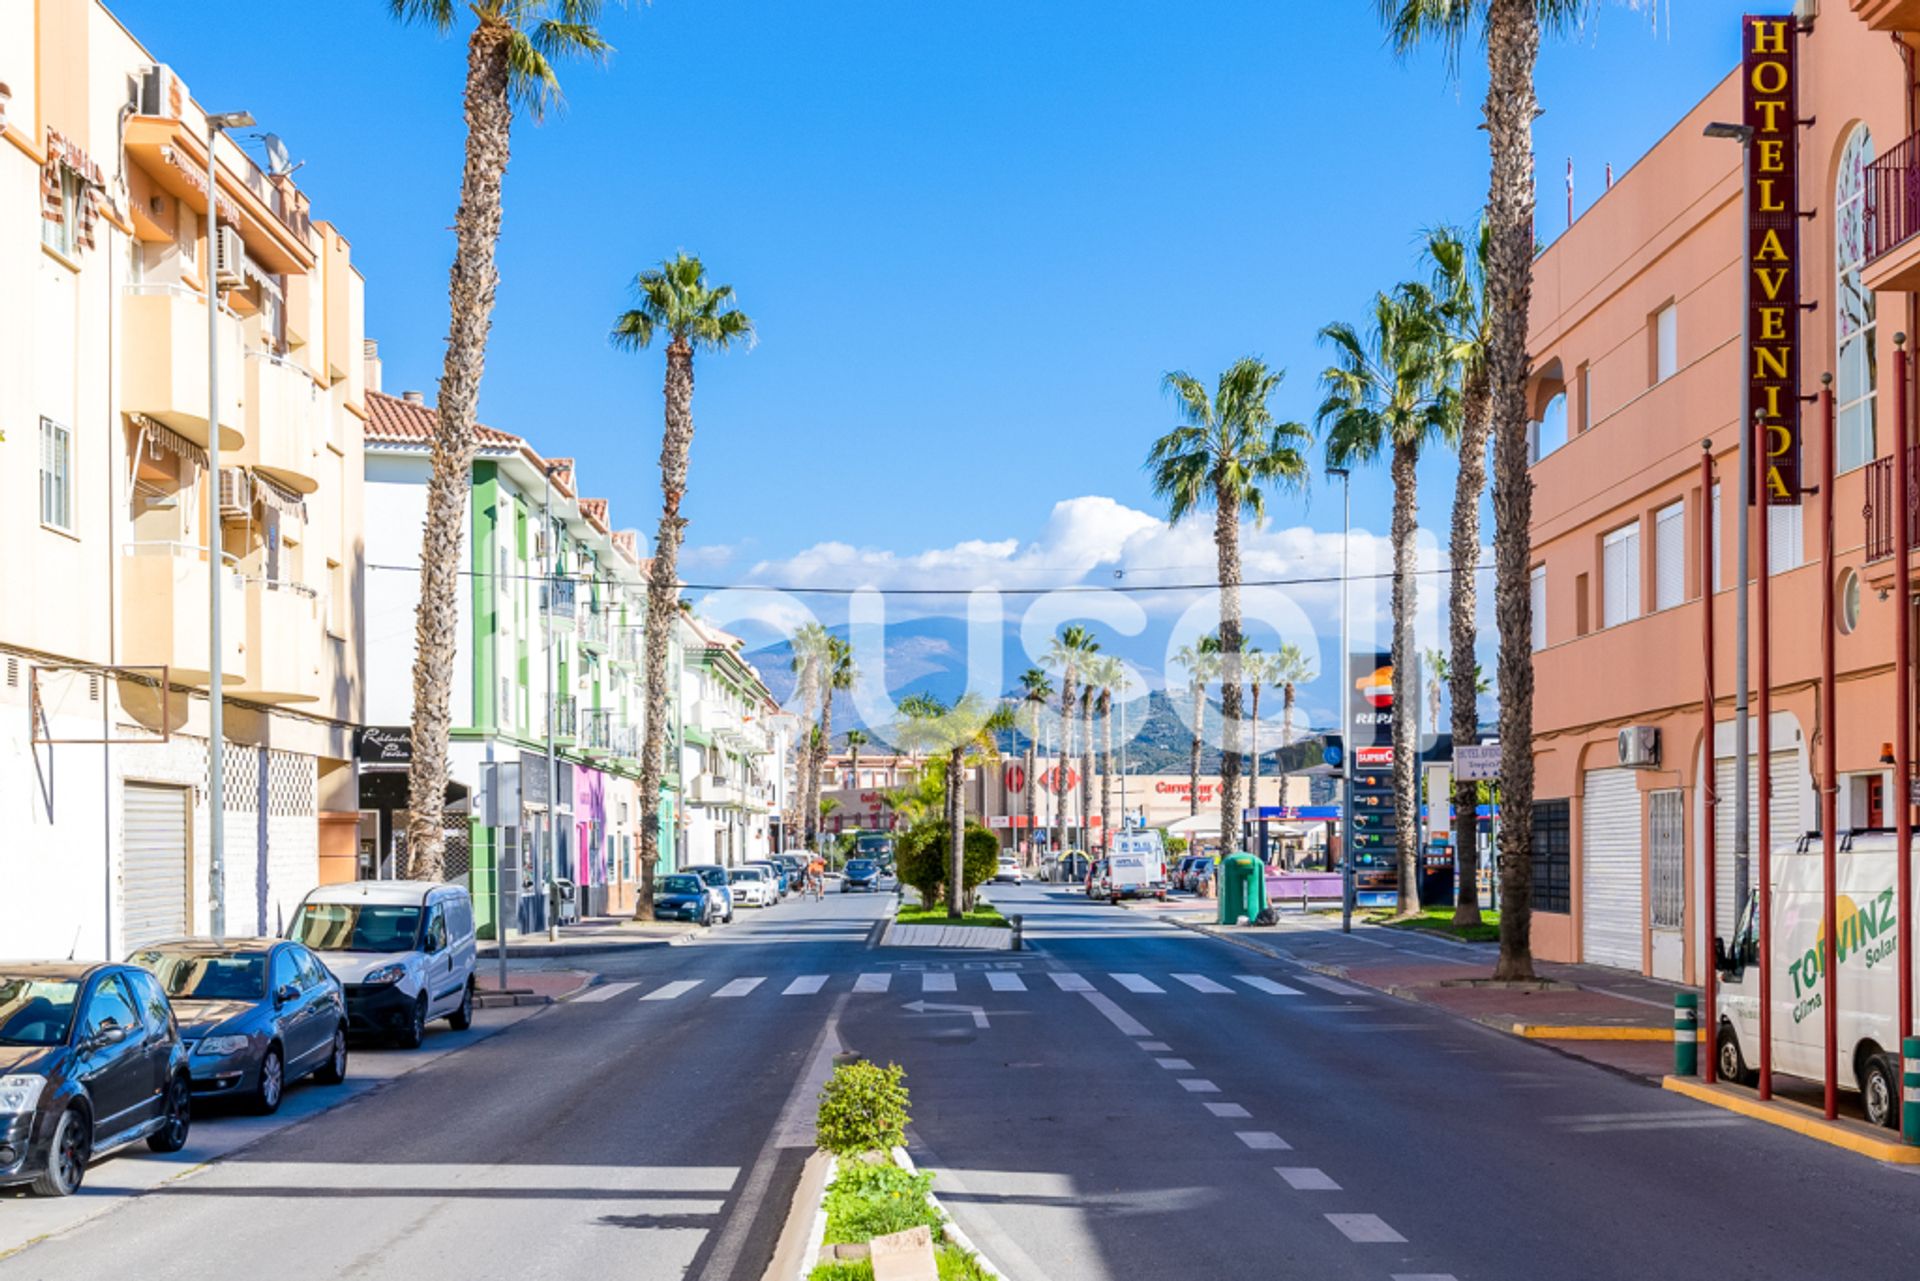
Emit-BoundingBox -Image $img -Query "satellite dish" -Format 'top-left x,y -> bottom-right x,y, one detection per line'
263,133 -> 292,177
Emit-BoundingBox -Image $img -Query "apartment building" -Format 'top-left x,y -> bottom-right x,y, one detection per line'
678,614 -> 787,865
0,0 -> 367,958
1522,3 -> 1909,980
360,387 -> 667,934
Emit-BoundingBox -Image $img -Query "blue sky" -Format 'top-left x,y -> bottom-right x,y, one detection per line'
108,0 -> 1754,721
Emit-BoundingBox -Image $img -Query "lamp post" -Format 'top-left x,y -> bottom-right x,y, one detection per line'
544,462 -> 562,941
1704,119 -> 1755,925
202,108 -> 251,938
1329,466 -> 1353,933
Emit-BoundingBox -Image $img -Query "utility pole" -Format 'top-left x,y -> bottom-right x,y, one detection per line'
545,464 -> 561,941
1330,467 -> 1354,933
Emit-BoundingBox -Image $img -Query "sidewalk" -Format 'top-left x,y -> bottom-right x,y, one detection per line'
475,967 -> 594,1007
477,914 -> 703,959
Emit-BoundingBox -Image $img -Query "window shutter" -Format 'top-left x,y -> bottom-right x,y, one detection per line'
1655,501 -> 1685,610
1603,524 -> 1641,628
1711,485 -> 1723,592
1530,567 -> 1547,652
1767,505 -> 1803,573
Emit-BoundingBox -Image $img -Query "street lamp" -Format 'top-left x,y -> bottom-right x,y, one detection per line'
1704,119 -> 1755,917
1328,466 -> 1353,933
203,108 -> 251,938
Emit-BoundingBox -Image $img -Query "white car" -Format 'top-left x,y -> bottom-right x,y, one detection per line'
993,856 -> 1023,884
728,867 -> 775,907
289,881 -> 477,1048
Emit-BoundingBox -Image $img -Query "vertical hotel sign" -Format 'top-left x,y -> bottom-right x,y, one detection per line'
1744,14 -> 1802,505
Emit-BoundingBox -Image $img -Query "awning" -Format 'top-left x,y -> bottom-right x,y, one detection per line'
252,469 -> 307,520
130,414 -> 207,471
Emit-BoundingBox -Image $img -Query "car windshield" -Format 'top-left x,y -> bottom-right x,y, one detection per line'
729,870 -> 761,883
846,860 -> 875,874
0,977 -> 80,1046
130,950 -> 268,1001
661,876 -> 702,895
292,902 -> 423,954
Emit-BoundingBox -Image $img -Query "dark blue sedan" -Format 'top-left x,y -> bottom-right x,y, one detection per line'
654,874 -> 717,925
842,859 -> 881,892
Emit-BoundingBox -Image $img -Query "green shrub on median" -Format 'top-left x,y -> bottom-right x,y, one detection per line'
822,1160 -> 942,1242
816,1060 -> 911,1155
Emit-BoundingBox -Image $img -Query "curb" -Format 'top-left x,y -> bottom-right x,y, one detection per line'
478,969 -> 596,1009
476,932 -> 696,960
1517,1023 -> 1704,1042
760,1150 -> 836,1281
1661,1075 -> 1920,1163
894,1146 -> 1008,1279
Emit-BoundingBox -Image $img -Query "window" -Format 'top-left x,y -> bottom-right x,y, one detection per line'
39,418 -> 71,530
1577,362 -> 1592,433
1838,567 -> 1862,635
1649,790 -> 1685,930
1529,565 -> 1547,651
1767,504 -> 1803,573
1654,302 -> 1678,382
1654,501 -> 1685,611
81,974 -> 141,1040
1836,125 -> 1878,473
1530,392 -> 1568,464
270,948 -> 301,995
1530,799 -> 1572,914
41,165 -> 83,257
1602,522 -> 1641,628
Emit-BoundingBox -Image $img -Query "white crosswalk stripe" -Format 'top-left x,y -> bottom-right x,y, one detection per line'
1297,974 -> 1370,997
643,980 -> 702,1001
1049,972 -> 1093,992
986,973 -> 1026,992
1172,973 -> 1233,994
1111,973 -> 1165,994
572,981 -> 638,1003
1234,975 -> 1303,996
783,975 -> 828,995
922,973 -> 956,993
854,972 -> 891,993
712,977 -> 765,998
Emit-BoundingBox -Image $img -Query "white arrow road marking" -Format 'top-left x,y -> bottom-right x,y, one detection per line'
902,999 -> 989,1028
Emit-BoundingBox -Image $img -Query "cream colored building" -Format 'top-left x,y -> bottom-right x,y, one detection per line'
0,0 -> 366,957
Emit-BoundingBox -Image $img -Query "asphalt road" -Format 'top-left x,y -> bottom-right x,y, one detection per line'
9,881 -> 1920,1281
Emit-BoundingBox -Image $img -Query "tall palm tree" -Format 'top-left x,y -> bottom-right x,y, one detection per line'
843,728 -> 870,802
1243,647 -> 1267,813
1172,636 -> 1221,821
810,637 -> 855,851
1087,656 -> 1126,844
1017,667 -> 1052,864
1079,684 -> 1095,851
390,0 -> 617,880
1148,359 -> 1312,855
612,253 -> 753,913
1378,0 -> 1597,977
1270,642 -> 1316,813
1045,625 -> 1098,857
1319,286 -> 1452,917
789,622 -> 830,851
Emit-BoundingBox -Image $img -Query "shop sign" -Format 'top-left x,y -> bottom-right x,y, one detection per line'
1349,653 -> 1393,746
356,726 -> 411,767
1744,13 -> 1802,505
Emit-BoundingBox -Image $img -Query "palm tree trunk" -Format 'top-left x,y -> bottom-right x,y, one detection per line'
1215,490 -> 1244,857
1282,683 -> 1297,866
812,688 -> 836,853
1389,436 -> 1421,916
1249,682 -> 1262,817
1025,702 -> 1039,866
1080,698 -> 1094,851
404,21 -> 513,883
1486,0 -> 1539,979
1188,682 -> 1203,820
1055,670 -> 1074,859
948,746 -> 966,917
637,336 -> 697,917
1450,377 -> 1493,927
1099,693 -> 1113,840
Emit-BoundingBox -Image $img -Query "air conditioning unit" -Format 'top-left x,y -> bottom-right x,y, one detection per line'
138,64 -> 185,118
217,467 -> 252,519
1617,725 -> 1661,769
214,225 -> 246,290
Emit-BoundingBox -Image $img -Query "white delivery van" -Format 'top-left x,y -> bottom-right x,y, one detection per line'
1098,832 -> 1169,903
1714,830 -> 1911,1127
290,881 -> 478,1049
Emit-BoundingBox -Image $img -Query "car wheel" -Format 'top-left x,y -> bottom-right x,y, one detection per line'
447,978 -> 476,1032
313,1027 -> 349,1085
147,1073 -> 192,1153
395,993 -> 429,1049
1863,1053 -> 1901,1130
31,1106 -> 89,1196
1716,1024 -> 1757,1087
252,1045 -> 285,1115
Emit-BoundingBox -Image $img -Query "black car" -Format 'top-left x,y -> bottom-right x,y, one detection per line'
653,874 -> 716,925
0,962 -> 193,1196
129,938 -> 349,1114
842,859 -> 881,892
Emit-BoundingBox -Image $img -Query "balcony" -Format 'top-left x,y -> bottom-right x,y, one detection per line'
613,626 -> 641,668
119,542 -> 245,687
1853,0 -> 1920,33
552,696 -> 578,744
235,576 -> 323,704
690,773 -> 743,807
578,607 -> 609,653
235,350 -> 323,494
1865,447 -> 1920,562
122,286 -> 245,451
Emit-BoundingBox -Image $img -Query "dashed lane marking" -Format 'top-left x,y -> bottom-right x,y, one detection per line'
1235,1131 -> 1290,1150
1204,1103 -> 1251,1118
1275,1167 -> 1339,1190
1177,1079 -> 1219,1094
1137,1040 -> 1171,1051
1326,1214 -> 1406,1244
1155,1058 -> 1193,1071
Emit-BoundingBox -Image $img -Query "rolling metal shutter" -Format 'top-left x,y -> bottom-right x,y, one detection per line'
123,783 -> 189,951
1581,768 -> 1644,970
1710,751 -> 1802,942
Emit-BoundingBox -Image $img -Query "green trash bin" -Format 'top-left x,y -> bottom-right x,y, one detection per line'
1217,852 -> 1271,926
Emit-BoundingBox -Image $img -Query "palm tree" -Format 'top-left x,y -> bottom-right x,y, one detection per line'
894,694 -> 1014,914
1172,636 -> 1221,821
612,254 -> 753,913
1148,359 -> 1312,855
789,622 -> 830,852
810,637 -> 855,852
1045,625 -> 1098,857
1086,656 -> 1125,846
1078,684 -> 1095,851
1017,667 -> 1053,865
390,0 -> 617,880
843,728 -> 870,801
1270,642 -> 1316,813
1243,647 -> 1267,813
1319,286 -> 1452,917
1378,0 -> 1597,977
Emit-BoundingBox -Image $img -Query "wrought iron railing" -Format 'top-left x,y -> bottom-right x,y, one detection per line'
1868,129 -> 1920,264
1864,447 -> 1920,562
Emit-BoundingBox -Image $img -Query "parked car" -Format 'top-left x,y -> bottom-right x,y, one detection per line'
1173,855 -> 1212,892
128,938 -> 348,1115
728,867 -> 775,907
680,864 -> 735,923
842,858 -> 882,892
290,881 -> 478,1049
654,874 -> 718,925
745,860 -> 791,898
993,856 -> 1023,884
1083,859 -> 1107,899
0,962 -> 192,1196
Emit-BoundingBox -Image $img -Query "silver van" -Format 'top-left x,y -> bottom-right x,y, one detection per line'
288,881 -> 478,1048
